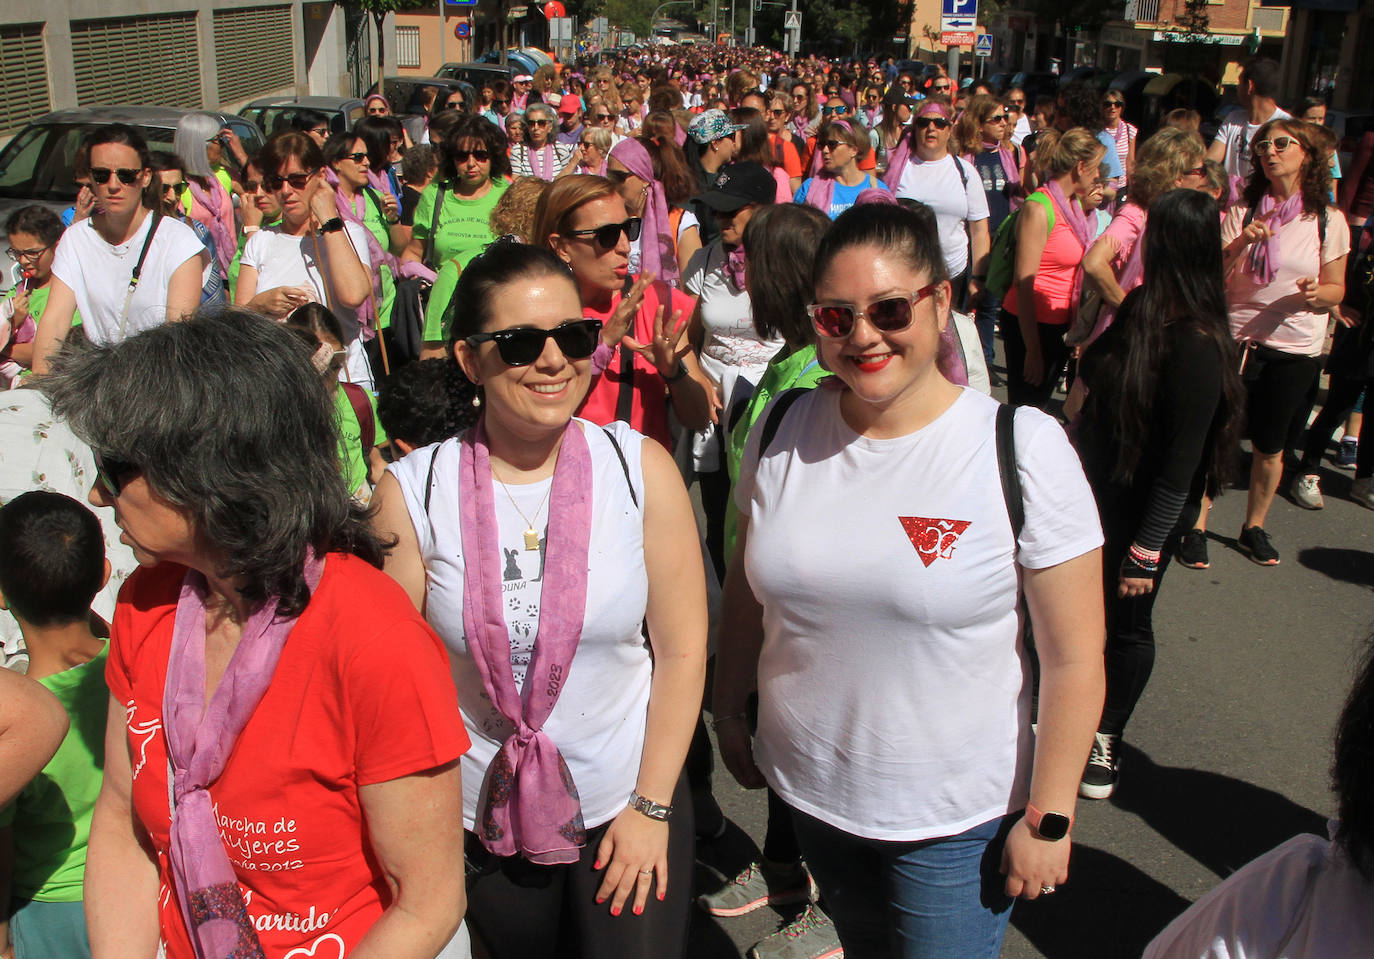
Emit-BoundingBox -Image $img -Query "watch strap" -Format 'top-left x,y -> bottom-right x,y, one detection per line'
629,791 -> 673,821
1025,801 -> 1073,837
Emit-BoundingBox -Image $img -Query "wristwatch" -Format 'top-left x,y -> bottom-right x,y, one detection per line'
320,216 -> 345,234
1024,801 -> 1072,840
628,791 -> 674,821
663,360 -> 689,384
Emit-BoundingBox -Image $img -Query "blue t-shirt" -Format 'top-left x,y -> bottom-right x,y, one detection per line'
1096,130 -> 1126,180
972,148 -> 1015,234
793,175 -> 890,220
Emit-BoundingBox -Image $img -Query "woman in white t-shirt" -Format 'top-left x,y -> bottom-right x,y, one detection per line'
713,203 -> 1105,959
32,124 -> 207,373
372,242 -> 706,959
1205,119 -> 1349,567
235,131 -> 376,388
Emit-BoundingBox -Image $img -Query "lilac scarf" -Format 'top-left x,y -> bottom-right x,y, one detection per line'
1045,178 -> 1095,326
608,138 -> 679,285
1085,203 -> 1148,347
724,244 -> 746,292
1245,191 -> 1304,284
187,176 -> 234,280
460,418 -> 592,864
803,119 -> 858,216
163,552 -> 325,959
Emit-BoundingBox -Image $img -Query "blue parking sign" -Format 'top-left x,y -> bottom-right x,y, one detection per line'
942,0 -> 976,16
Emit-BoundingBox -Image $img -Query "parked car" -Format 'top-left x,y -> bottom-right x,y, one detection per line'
239,95 -> 366,139
476,47 -> 555,77
436,62 -> 515,90
1059,67 -> 1115,91
0,106 -> 264,292
371,76 -> 478,143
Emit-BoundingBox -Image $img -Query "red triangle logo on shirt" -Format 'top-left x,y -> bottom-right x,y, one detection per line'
899,517 -> 973,567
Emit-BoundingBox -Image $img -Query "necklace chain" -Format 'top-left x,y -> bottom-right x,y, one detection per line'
492,463 -> 553,550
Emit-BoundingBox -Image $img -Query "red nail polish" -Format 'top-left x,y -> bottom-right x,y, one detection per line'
595,897 -> 604,904
658,892 -> 665,901
634,905 -> 643,915
593,860 -> 601,869
611,907 -> 621,917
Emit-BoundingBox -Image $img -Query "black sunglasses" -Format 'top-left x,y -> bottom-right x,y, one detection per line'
606,168 -> 632,184
915,116 -> 952,130
90,167 -> 142,185
343,152 -> 368,164
807,284 -> 938,338
264,170 -> 317,191
466,319 -> 604,367
453,148 -> 491,163
565,217 -> 642,249
94,451 -> 141,498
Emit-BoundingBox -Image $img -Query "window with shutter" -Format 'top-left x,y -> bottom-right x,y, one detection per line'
70,13 -> 201,109
0,24 -> 53,134
396,26 -> 421,69
213,5 -> 295,105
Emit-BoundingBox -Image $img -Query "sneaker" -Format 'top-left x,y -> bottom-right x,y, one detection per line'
749,904 -> 844,959
1353,477 -> 1374,510
697,859 -> 814,918
1079,731 -> 1121,800
1335,438 -> 1359,470
1238,525 -> 1281,566
1176,528 -> 1210,569
1291,474 -> 1325,510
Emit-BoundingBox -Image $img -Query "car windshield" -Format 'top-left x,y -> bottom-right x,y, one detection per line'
0,122 -> 175,202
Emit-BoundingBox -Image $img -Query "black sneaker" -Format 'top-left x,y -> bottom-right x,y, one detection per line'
1176,528 -> 1210,569
1238,525 -> 1280,566
1079,732 -> 1121,800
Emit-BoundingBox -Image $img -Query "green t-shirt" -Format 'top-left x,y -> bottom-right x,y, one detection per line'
358,190 -> 397,331
422,251 -> 483,343
178,167 -> 235,218
3,283 -> 81,328
0,646 -> 108,901
411,178 -> 509,268
334,386 -> 389,496
723,345 -> 830,560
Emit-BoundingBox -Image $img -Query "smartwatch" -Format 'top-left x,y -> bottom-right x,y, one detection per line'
1024,802 -> 1072,841
320,216 -> 345,234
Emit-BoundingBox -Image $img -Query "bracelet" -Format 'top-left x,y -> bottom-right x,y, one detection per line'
628,790 -> 673,821
1128,542 -> 1161,565
710,712 -> 748,728
1121,553 -> 1158,577
243,225 -> 260,235
664,360 -> 689,383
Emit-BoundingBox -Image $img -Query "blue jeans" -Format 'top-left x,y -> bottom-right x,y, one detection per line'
10,899 -> 91,959
790,807 -> 1014,959
974,293 -> 1000,367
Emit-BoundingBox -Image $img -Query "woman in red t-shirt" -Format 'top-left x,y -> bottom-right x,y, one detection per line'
45,309 -> 470,959
531,175 -> 716,450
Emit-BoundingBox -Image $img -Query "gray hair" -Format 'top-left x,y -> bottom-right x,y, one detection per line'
525,102 -> 557,134
174,111 -> 221,179
583,126 -> 612,154
42,308 -> 386,616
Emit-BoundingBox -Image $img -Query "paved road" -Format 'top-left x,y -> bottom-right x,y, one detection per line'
686,381 -> 1374,959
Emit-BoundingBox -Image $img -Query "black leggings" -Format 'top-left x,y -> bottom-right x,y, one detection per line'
1000,310 -> 1071,410
1301,371 -> 1374,479
464,777 -> 695,959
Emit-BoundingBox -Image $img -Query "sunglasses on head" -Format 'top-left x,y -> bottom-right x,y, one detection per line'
93,451 -> 141,498
807,284 -> 938,338
453,148 -> 491,163
264,170 -> 316,191
915,115 -> 952,130
1254,135 -> 1297,154
565,216 -> 642,249
466,318 -> 604,367
90,167 -> 142,185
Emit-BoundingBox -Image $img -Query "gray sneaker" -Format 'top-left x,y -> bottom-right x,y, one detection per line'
697,860 -> 814,918
749,904 -> 844,959
1353,477 -> 1374,510
1291,474 -> 1324,510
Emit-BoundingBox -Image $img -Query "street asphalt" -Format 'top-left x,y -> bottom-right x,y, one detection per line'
685,374 -> 1374,959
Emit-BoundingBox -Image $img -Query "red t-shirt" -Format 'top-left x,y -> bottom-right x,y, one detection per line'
107,554 -> 469,959
579,278 -> 698,451
768,134 -> 804,179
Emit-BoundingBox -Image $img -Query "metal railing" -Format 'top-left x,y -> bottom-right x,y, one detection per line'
1124,0 -> 1162,23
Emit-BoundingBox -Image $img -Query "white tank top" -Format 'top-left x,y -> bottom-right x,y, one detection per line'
388,419 -> 651,830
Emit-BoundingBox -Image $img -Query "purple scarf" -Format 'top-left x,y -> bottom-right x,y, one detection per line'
724,244 -> 746,292
803,119 -> 859,216
163,552 -> 325,959
1045,178 -> 1095,326
187,175 -> 234,280
1085,203 -> 1148,347
608,138 -> 679,286
460,418 -> 592,864
1245,191 -> 1304,284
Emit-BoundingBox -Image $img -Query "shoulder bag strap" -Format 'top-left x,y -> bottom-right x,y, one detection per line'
995,403 -> 1024,547
600,426 -> 639,508
759,387 -> 808,457
117,211 -> 163,339
341,381 -> 375,454
423,184 -> 446,270
615,272 -> 638,424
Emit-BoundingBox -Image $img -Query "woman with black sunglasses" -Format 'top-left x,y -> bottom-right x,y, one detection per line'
402,116 -> 511,274
372,240 -> 707,959
32,124 -> 207,374
532,175 -> 715,451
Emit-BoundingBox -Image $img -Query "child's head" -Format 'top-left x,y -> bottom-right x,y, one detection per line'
376,358 -> 477,455
0,491 -> 106,628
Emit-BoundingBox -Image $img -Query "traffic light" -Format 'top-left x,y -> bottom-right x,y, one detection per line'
753,0 -> 761,10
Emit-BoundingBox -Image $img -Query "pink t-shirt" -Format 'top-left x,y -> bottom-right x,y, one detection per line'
1003,191 -> 1082,327
1222,203 -> 1350,356
1101,201 -> 1146,284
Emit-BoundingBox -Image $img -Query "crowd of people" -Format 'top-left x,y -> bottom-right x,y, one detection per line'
0,40 -> 1371,959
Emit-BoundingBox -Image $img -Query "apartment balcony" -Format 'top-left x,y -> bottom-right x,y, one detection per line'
1123,0 -> 1162,23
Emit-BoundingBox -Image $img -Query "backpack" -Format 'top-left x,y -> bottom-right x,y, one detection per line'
986,191 -> 1055,302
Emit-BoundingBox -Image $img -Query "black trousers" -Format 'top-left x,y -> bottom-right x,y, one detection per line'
1000,310 -> 1071,411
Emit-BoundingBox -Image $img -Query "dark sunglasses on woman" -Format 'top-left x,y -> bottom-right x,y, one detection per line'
452,148 -> 491,163
90,167 -> 143,185
565,217 -> 642,250
466,319 -> 604,367
915,116 -> 952,130
807,284 -> 938,338
94,451 -> 141,498
264,171 -> 316,191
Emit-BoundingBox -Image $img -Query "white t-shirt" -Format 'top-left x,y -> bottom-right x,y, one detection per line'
1143,829 -> 1374,959
1212,106 -> 1293,180
1221,203 -> 1350,356
735,388 -> 1102,841
240,223 -> 373,337
896,154 -> 990,277
51,214 -> 204,346
1011,114 -> 1032,147
388,420 -> 653,831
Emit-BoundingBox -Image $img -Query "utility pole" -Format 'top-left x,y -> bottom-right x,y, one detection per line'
787,0 -> 798,55
712,0 -> 719,44
439,0 -> 446,67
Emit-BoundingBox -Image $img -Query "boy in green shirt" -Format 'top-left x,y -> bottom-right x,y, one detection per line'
0,491 -> 110,959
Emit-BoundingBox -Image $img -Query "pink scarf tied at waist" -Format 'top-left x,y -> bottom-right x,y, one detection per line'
608,138 -> 679,286
163,551 -> 325,958
460,418 -> 592,864
1245,191 -> 1304,285
187,175 -> 234,280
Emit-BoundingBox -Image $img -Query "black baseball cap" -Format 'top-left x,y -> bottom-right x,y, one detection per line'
698,163 -> 776,213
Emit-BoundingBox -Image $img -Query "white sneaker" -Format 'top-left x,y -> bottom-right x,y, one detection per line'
1353,477 -> 1374,510
1291,474 -> 1324,510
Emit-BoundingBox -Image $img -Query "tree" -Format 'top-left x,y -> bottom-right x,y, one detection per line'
345,0 -> 432,77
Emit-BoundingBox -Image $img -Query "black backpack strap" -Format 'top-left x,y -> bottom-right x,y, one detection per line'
422,184 -> 446,269
341,381 -> 375,455
995,403 -> 1024,548
423,443 -> 440,515
600,426 -> 639,509
615,272 -> 638,424
759,387 -> 808,457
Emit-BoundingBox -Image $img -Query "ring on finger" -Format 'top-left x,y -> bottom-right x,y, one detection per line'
1040,884 -> 1056,895
638,869 -> 654,876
